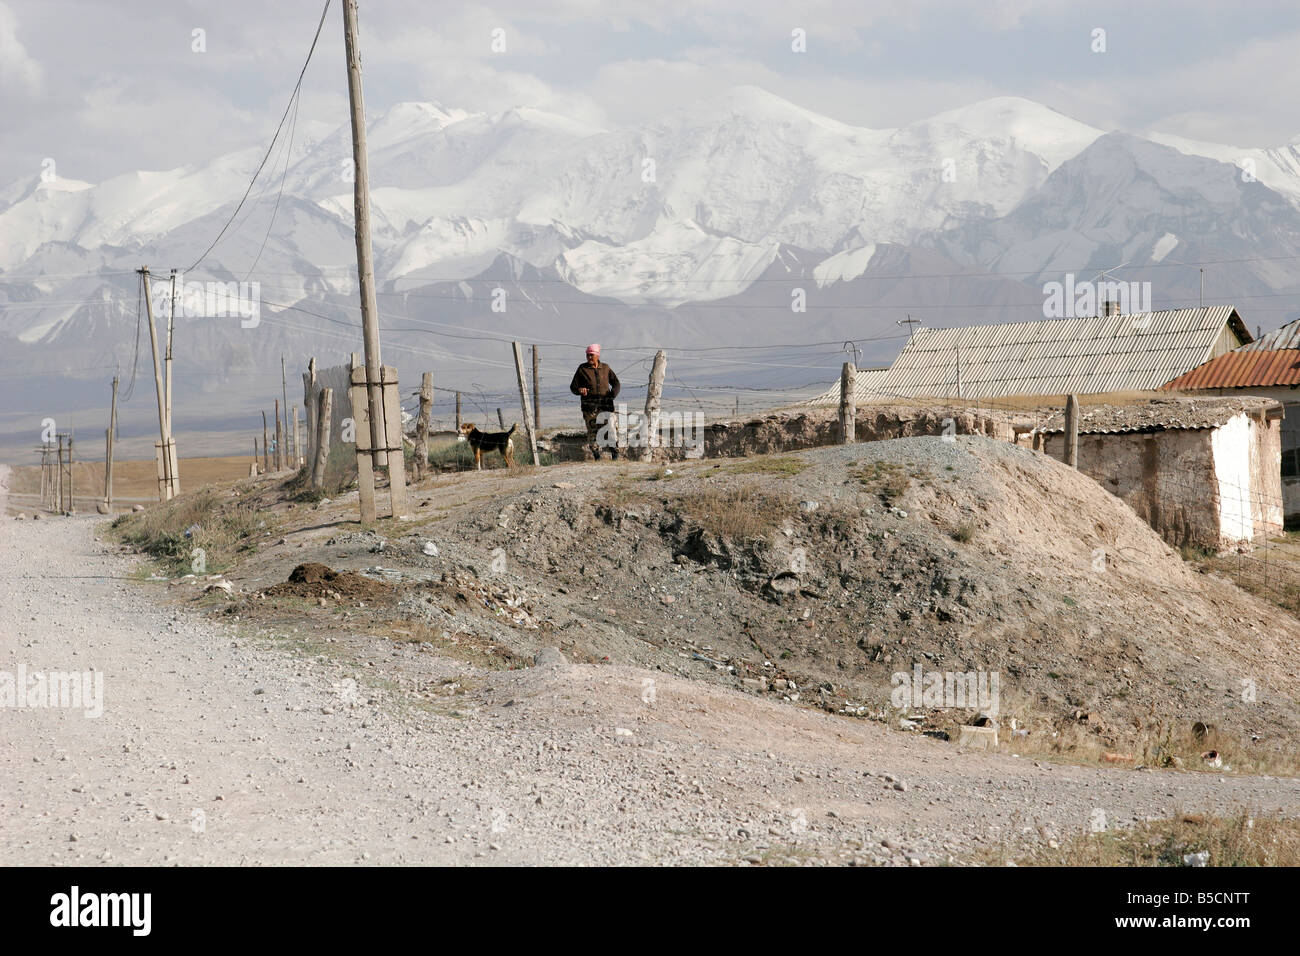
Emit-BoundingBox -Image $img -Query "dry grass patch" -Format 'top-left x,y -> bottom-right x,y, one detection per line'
994,812 -> 1300,866
856,460 -> 916,505
723,456 -> 809,478
109,489 -> 266,575
669,484 -> 796,541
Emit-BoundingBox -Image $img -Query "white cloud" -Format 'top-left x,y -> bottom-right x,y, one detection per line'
0,1 -> 42,93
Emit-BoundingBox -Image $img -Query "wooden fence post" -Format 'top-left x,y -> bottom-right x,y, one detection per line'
840,362 -> 856,444
262,411 -> 270,473
312,387 -> 333,488
512,341 -> 540,466
1065,394 -> 1080,468
303,356 -> 317,465
414,372 -> 432,480
644,349 -> 666,460
497,408 -> 506,430
455,392 -> 462,430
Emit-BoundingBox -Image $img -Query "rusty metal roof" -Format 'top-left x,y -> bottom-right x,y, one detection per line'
1237,317 -> 1300,351
1037,397 -> 1281,435
1162,349 -> 1300,389
877,307 -> 1249,400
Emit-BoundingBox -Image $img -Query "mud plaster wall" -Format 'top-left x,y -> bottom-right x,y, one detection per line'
1044,429 -> 1221,550
1042,414 -> 1282,551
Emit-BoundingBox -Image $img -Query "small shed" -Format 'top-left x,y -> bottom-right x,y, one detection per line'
1162,316 -> 1300,519
1033,398 -> 1283,552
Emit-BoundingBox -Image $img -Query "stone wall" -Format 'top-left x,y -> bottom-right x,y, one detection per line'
541,405 -> 1022,462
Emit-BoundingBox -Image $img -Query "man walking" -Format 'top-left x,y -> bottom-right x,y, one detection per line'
569,344 -> 621,459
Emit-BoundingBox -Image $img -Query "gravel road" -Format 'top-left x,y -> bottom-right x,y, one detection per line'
3,500 -> 1299,865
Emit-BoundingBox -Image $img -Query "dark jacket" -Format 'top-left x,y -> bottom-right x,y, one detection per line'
569,361 -> 620,409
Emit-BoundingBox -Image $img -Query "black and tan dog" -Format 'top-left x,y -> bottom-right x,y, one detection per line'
458,422 -> 517,470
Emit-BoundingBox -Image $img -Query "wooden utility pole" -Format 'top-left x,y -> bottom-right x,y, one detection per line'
644,349 -> 666,459
343,0 -> 407,519
1064,394 -> 1080,468
138,267 -> 177,500
345,0 -> 388,513
103,375 -> 118,508
512,341 -> 540,466
455,392 -> 462,430
839,361 -> 856,444
56,436 -> 63,512
166,269 -> 177,435
275,399 -> 284,471
497,408 -> 506,430
312,387 -> 333,488
414,372 -> 432,480
532,345 -> 540,433
281,356 -> 291,461
262,411 -> 270,473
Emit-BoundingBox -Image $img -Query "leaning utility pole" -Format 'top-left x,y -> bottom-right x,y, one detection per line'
343,0 -> 406,521
138,267 -> 177,500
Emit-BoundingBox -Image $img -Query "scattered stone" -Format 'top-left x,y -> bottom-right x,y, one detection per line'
533,647 -> 567,668
132,504 -> 145,512
422,541 -> 439,557
958,725 -> 998,750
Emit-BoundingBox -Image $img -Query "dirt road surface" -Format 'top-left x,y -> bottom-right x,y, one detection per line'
3,501 -> 1299,864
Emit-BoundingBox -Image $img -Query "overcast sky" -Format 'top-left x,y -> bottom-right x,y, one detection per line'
2,0 -> 1299,186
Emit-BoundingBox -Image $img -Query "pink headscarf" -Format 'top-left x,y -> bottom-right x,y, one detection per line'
586,343 -> 601,356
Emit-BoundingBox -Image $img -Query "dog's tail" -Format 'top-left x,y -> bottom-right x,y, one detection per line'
507,423 -> 518,435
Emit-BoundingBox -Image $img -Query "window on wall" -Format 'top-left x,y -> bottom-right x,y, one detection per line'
1283,403 -> 1300,479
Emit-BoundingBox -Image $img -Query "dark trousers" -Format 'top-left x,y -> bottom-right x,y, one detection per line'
581,399 -> 615,457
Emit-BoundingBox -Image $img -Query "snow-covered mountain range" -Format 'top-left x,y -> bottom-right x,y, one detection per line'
4,86 -> 1300,451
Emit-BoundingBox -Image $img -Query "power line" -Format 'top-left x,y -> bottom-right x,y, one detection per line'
182,0 -> 332,273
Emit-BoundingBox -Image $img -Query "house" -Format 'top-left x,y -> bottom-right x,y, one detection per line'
1031,398 -> 1283,552
864,306 -> 1252,400
1162,316 -> 1300,519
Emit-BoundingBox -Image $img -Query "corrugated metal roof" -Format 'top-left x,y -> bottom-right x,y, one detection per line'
878,307 -> 1249,400
1037,397 -> 1280,434
802,368 -> 891,406
1162,349 -> 1300,389
1237,317 -> 1300,351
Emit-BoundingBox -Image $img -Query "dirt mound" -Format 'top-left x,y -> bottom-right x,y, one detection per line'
441,437 -> 1300,759
266,563 -> 393,601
